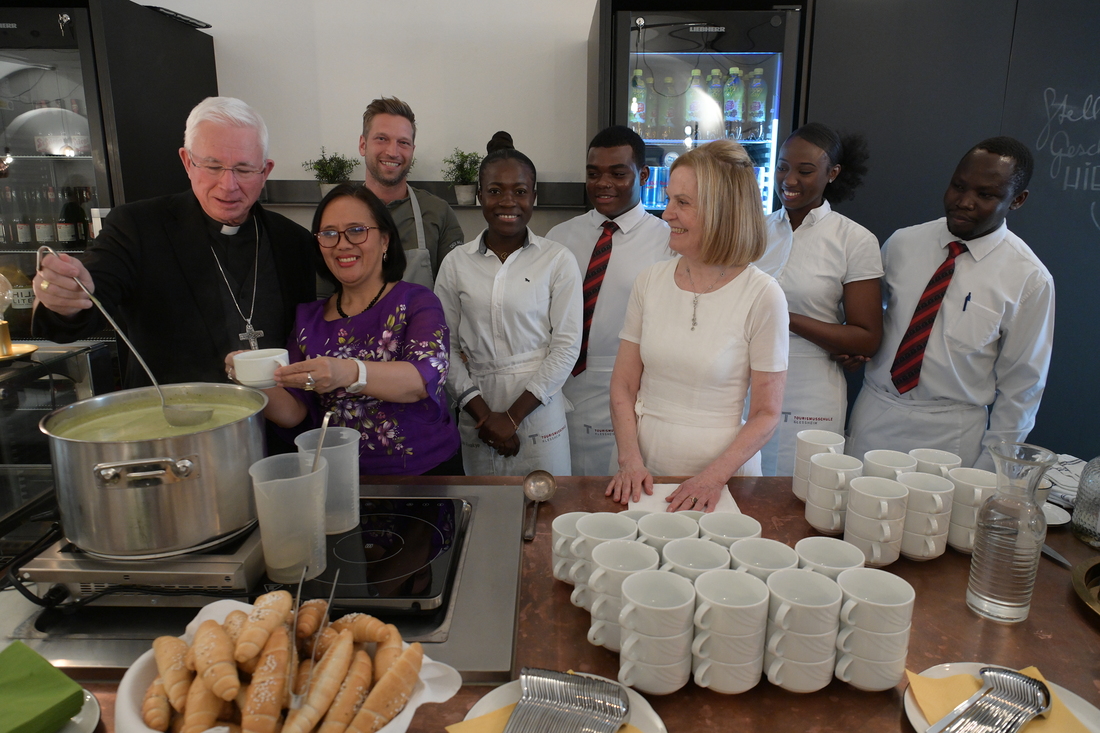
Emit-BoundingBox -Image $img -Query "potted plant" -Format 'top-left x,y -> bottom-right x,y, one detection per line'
441,148 -> 482,205
302,147 -> 359,196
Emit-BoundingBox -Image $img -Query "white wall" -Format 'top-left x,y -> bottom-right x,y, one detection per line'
154,0 -> 598,183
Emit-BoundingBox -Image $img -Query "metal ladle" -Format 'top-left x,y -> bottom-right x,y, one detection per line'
522,469 -> 557,541
37,245 -> 214,427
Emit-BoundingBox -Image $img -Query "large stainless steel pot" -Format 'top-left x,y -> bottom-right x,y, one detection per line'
40,383 -> 268,559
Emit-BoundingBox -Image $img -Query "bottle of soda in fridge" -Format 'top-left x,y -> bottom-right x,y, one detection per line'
724,67 -> 744,139
629,69 -> 648,138
656,76 -> 677,140
15,189 -> 33,247
33,187 -> 56,244
747,68 -> 768,139
684,69 -> 705,137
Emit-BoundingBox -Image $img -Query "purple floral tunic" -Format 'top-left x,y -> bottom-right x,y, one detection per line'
289,281 -> 458,475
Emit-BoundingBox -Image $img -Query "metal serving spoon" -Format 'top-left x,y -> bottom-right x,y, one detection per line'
523,470 -> 557,541
37,245 -> 214,427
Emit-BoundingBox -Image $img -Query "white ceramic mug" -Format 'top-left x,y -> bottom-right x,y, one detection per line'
552,554 -> 573,583
233,348 -> 288,387
764,649 -> 836,693
836,568 -> 915,633
552,512 -> 589,558
909,448 -> 962,477
698,513 -> 762,546
568,559 -> 593,586
904,507 -> 952,536
843,506 -> 905,543
766,568 -> 842,635
950,501 -> 980,529
796,429 -> 846,460
900,530 -> 948,561
794,536 -> 866,580
842,530 -> 901,568
806,481 -> 848,511
587,619 -> 622,652
897,472 -> 955,514
660,537 -> 730,581
693,654 -> 763,694
862,450 -> 918,480
570,512 -> 637,561
588,539 -> 660,595
619,570 -> 696,637
590,592 -> 624,622
618,657 -> 691,695
691,627 -> 766,665
834,651 -> 908,692
570,582 -> 593,610
804,499 -> 846,536
792,473 -> 810,502
620,509 -> 652,522
693,569 -> 770,637
948,467 -> 998,507
946,521 -> 976,553
809,453 -> 863,491
636,512 -> 698,556
729,537 -> 800,581
620,626 -> 693,665
835,623 -> 911,662
765,619 -> 839,663
847,477 -> 909,520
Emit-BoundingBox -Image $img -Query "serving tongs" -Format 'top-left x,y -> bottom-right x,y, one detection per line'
502,667 -> 629,733
926,666 -> 1052,733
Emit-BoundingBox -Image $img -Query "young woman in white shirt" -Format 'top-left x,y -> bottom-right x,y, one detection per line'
755,123 -> 884,477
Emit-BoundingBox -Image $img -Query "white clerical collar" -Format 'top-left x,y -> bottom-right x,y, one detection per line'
221,224 -> 241,235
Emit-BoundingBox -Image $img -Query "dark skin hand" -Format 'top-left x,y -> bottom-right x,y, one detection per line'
463,390 -> 543,457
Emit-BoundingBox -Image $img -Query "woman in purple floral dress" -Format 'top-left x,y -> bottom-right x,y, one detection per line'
245,184 -> 460,475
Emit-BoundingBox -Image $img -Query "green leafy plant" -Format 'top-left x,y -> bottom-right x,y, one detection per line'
302,147 -> 358,184
441,148 -> 482,186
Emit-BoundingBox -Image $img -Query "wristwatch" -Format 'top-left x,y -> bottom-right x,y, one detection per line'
347,359 -> 368,394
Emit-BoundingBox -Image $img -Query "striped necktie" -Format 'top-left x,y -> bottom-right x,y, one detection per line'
890,240 -> 968,394
572,220 -> 618,377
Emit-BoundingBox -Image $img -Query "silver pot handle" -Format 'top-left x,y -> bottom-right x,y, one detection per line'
94,456 -> 200,487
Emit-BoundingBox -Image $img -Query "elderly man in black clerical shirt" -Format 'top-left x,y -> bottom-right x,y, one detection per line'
32,97 -> 315,388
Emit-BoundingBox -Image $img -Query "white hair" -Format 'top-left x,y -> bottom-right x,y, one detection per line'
183,96 -> 269,159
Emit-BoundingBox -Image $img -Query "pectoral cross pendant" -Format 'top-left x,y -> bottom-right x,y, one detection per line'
239,319 -> 264,350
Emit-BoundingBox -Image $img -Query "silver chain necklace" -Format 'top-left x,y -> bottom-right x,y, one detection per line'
209,220 -> 263,349
685,263 -> 726,331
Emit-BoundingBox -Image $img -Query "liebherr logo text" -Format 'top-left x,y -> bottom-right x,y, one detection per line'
690,26 -> 725,32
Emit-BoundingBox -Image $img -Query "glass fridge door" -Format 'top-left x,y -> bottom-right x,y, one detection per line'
619,10 -> 798,214
0,8 -> 107,337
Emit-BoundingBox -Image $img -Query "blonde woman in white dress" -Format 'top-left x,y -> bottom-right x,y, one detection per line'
606,140 -> 789,513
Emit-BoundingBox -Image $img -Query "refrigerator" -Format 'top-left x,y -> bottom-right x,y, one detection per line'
0,0 -> 216,337
589,0 -> 812,214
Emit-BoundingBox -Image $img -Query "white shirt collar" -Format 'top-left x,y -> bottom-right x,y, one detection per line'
585,200 -> 651,235
937,218 -> 1008,262
477,227 -> 536,256
779,199 -> 832,229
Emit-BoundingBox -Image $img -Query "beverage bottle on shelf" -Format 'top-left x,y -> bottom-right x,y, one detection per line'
1071,457 -> 1100,548
32,188 -> 56,243
655,76 -> 678,140
15,189 -> 33,246
0,264 -> 34,338
628,69 -> 648,138
56,186 -> 83,246
0,188 -> 8,247
644,77 -> 656,138
747,68 -> 769,138
723,67 -> 745,139
708,69 -> 724,107
684,69 -> 705,134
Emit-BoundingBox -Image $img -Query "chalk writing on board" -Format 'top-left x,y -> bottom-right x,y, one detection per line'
1035,88 -> 1100,231
1091,201 -> 1100,233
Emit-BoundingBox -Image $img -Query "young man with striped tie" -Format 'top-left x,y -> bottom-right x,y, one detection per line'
846,137 -> 1054,471
547,126 -> 672,476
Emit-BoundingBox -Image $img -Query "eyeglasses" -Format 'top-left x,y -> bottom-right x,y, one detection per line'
188,153 -> 265,181
315,226 -> 379,247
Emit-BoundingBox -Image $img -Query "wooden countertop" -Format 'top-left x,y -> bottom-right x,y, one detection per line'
82,475 -> 1100,732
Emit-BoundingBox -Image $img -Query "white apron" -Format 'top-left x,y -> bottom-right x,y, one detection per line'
760,338 -> 846,476
846,386 -> 987,467
634,398 -> 762,478
564,355 -> 616,476
401,187 -> 434,289
460,347 -> 572,476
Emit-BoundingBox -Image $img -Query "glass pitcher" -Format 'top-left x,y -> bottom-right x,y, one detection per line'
965,441 -> 1057,623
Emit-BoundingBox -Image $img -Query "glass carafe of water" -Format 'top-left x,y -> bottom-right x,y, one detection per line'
965,441 -> 1057,623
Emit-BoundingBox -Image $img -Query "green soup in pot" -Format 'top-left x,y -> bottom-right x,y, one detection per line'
52,402 -> 257,441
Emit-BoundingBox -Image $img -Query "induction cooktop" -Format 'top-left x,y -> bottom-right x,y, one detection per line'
279,497 -> 472,613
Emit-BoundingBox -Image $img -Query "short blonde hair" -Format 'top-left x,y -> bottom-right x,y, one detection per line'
670,140 -> 765,267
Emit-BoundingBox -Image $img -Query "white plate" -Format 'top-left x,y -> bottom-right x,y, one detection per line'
465,673 -> 667,733
904,662 -> 1100,733
59,689 -> 100,733
1043,503 -> 1071,527
115,600 -> 460,733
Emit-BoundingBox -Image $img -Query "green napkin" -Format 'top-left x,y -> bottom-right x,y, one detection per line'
0,642 -> 85,733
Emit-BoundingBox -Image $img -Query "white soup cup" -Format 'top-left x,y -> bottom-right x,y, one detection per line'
693,569 -> 770,637
836,567 -> 915,633
862,450 -> 918,480
909,448 -> 962,477
766,568 -> 842,635
794,536 -> 865,580
847,477 -> 909,520
729,537 -> 800,581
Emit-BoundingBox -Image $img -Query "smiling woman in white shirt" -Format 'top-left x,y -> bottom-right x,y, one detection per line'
754,123 -> 884,477
434,132 -> 583,476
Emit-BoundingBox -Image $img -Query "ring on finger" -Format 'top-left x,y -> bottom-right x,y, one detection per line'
304,372 -> 316,391
40,280 -> 49,290
690,496 -> 698,506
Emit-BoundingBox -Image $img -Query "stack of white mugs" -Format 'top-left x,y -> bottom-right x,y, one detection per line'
550,511 -> 914,695
833,568 -> 915,691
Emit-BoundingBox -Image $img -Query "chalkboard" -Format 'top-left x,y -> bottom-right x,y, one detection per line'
997,0 -> 1100,461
